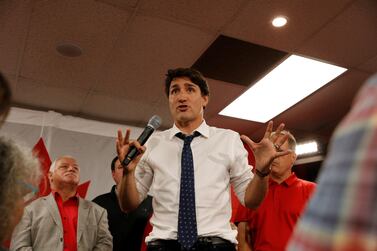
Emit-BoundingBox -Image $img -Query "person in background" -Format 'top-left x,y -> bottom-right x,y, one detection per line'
116,67 -> 291,251
236,130 -> 316,251
0,137 -> 41,251
11,156 -> 113,251
93,156 -> 152,251
287,73 -> 377,251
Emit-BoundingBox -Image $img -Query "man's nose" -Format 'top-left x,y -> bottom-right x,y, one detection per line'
177,92 -> 188,101
67,165 -> 76,171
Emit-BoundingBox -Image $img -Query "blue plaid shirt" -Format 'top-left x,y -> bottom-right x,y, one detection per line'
288,73 -> 377,251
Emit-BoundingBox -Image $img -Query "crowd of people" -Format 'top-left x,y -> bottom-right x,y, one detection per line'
0,69 -> 376,251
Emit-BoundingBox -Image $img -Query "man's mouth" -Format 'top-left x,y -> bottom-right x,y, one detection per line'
177,105 -> 189,111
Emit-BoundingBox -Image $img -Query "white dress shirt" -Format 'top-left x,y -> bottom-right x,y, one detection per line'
135,121 -> 254,244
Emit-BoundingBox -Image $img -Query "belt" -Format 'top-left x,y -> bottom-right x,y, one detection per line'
148,237 -> 230,247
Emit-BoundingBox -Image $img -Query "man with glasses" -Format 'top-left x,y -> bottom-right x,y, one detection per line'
11,156 -> 113,251
236,131 -> 316,251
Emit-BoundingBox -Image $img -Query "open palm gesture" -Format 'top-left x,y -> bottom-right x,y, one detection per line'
241,121 -> 291,174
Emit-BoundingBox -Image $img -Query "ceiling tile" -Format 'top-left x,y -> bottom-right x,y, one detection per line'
0,0 -> 32,75
94,15 -> 214,102
20,0 -> 131,90
138,0 -> 245,31
193,35 -> 287,86
95,0 -> 139,10
80,92 -> 162,127
224,0 -> 354,53
357,54 -> 377,73
12,76 -> 87,112
297,0 -> 377,68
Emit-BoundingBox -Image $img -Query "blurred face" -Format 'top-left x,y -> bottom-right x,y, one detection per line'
271,138 -> 297,178
111,159 -> 123,185
49,157 -> 80,187
169,77 -> 208,127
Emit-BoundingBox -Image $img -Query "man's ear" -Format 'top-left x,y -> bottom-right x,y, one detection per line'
291,152 -> 297,165
48,172 -> 53,183
202,95 -> 209,110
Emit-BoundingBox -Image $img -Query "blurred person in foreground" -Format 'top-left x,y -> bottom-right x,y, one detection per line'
287,73 -> 377,251
10,156 -> 113,251
236,130 -> 316,251
93,156 -> 152,251
0,137 -> 41,251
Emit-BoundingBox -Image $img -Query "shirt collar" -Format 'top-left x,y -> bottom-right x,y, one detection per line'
269,172 -> 298,187
51,190 -> 79,200
169,120 -> 210,139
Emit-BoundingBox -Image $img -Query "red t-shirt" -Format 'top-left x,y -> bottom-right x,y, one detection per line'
235,173 -> 316,251
53,191 -> 79,251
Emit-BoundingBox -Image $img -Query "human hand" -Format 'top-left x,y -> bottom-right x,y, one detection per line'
116,129 -> 146,174
241,121 -> 291,175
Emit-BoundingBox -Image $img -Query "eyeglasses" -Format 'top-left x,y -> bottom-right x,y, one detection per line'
17,180 -> 39,203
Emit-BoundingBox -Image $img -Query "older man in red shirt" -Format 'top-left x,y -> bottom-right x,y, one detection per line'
236,131 -> 316,251
11,156 -> 113,251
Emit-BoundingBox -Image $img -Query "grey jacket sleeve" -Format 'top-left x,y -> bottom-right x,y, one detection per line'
92,208 -> 112,251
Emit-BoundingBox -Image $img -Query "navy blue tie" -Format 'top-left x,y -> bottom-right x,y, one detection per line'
176,131 -> 200,250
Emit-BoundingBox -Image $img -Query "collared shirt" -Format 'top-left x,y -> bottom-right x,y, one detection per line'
287,73 -> 377,251
235,173 -> 316,251
135,121 -> 253,243
53,191 -> 79,251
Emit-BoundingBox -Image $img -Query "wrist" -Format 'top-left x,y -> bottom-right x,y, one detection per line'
255,168 -> 270,178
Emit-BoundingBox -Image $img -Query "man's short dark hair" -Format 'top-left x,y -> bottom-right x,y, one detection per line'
111,156 -> 118,172
164,68 -> 210,97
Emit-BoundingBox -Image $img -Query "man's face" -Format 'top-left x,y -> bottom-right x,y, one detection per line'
49,157 -> 80,187
168,77 -> 208,125
111,159 -> 123,185
271,137 -> 296,178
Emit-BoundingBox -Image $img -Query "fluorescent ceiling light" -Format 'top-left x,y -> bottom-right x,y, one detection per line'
296,141 -> 318,156
219,55 -> 347,123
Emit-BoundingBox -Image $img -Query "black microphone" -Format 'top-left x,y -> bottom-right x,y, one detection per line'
122,115 -> 162,167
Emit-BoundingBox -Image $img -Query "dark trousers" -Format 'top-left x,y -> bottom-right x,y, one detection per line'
146,238 -> 236,251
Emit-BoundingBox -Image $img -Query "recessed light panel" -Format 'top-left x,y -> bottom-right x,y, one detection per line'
296,141 -> 318,156
219,55 -> 347,123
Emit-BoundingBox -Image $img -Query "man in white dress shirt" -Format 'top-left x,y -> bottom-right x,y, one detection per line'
116,68 -> 290,251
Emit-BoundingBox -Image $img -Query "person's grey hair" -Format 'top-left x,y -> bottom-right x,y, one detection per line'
0,137 -> 41,243
272,130 -> 297,152
49,155 -> 77,173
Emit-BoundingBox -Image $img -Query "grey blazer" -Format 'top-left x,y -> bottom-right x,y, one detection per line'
10,194 -> 112,251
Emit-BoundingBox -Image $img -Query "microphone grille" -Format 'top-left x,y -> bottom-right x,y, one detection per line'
148,115 -> 162,129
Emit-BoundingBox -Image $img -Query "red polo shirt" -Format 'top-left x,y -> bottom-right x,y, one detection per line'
235,173 -> 316,251
53,191 -> 79,251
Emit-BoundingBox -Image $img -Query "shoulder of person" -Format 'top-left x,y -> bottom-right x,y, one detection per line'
92,192 -> 111,203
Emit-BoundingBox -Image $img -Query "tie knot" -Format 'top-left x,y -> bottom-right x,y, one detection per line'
176,131 -> 201,144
